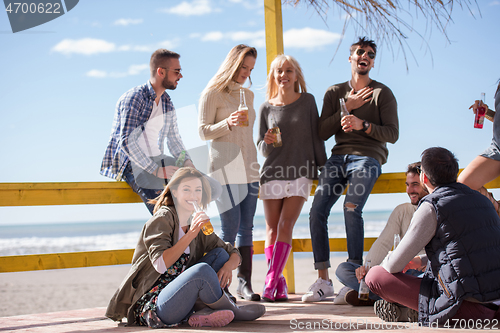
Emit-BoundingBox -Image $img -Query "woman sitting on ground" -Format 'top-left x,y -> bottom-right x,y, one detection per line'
106,167 -> 265,328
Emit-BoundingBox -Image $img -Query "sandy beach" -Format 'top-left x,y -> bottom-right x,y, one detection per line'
0,255 -> 347,318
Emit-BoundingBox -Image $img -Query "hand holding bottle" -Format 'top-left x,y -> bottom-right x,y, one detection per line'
263,128 -> 277,144
358,260 -> 371,300
472,93 -> 487,128
190,201 -> 214,235
227,110 -> 248,128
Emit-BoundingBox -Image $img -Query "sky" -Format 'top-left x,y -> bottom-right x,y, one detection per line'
1,0 -> 500,225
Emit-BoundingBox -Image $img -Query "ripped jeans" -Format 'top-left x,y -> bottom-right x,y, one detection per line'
309,154 -> 381,267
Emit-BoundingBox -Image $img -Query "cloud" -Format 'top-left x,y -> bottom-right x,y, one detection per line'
52,38 -> 178,55
159,0 -> 213,16
192,28 -> 339,50
52,38 -> 116,56
86,64 -> 149,78
194,30 -> 265,48
283,27 -> 341,50
489,1 -> 500,5
113,18 -> 143,26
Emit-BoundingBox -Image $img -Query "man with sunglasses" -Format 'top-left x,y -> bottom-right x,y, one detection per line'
100,49 -> 194,214
303,37 -> 399,302
333,162 -> 427,307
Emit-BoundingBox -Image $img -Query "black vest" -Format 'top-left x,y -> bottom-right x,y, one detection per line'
419,182 -> 500,325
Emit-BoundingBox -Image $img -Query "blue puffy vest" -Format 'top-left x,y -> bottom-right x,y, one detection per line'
419,182 -> 500,325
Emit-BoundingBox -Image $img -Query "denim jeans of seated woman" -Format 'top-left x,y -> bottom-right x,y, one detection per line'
217,182 -> 259,246
310,154 -> 381,267
155,247 -> 229,325
335,261 -> 423,301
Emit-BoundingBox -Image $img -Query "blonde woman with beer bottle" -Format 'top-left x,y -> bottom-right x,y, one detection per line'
198,45 -> 261,301
257,55 -> 326,302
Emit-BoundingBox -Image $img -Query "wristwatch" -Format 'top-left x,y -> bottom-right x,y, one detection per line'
361,120 -> 370,132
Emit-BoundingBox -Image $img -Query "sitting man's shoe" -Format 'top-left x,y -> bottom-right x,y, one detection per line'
301,278 -> 334,302
374,299 -> 418,322
344,289 -> 375,306
333,286 -> 352,305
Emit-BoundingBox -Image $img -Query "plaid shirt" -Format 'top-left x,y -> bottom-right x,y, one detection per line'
100,81 -> 189,180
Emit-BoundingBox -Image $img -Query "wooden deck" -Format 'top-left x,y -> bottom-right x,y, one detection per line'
0,295 -> 463,333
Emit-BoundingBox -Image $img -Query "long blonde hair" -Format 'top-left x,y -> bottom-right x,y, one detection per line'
149,167 -> 211,214
202,44 -> 257,95
266,54 -> 307,100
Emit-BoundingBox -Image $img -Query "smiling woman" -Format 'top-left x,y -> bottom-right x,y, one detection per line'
106,167 -> 265,328
197,44 -> 262,302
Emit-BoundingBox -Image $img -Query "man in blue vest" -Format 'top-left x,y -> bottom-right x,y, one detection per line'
365,147 -> 500,324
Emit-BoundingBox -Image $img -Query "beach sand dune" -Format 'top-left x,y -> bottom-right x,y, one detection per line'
0,256 -> 347,317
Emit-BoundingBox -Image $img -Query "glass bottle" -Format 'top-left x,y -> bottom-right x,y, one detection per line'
340,98 -> 349,120
175,150 -> 186,167
474,92 -> 486,129
238,88 -> 249,127
270,115 -> 282,147
190,201 -> 214,235
358,260 -> 371,301
393,233 -> 401,250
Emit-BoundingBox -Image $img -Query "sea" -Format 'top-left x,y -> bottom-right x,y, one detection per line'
0,211 -> 392,257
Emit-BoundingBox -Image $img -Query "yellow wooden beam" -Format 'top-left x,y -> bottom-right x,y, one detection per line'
0,249 -> 134,273
0,181 -> 142,206
264,0 -> 284,72
5,169 -> 500,207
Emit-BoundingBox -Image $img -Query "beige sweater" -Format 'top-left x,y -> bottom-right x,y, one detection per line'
365,202 -> 425,265
198,81 -> 260,185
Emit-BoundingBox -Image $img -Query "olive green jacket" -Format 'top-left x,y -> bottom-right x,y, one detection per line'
105,206 -> 240,324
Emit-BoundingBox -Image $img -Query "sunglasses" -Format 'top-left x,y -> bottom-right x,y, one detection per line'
160,67 -> 182,76
356,49 -> 376,60
416,165 -> 422,175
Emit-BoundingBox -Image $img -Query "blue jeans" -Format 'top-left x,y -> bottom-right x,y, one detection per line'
309,154 -> 381,267
216,182 -> 259,247
122,163 -> 163,214
155,247 -> 229,325
336,261 -> 422,301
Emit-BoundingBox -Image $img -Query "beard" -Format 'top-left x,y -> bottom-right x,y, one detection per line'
162,76 -> 177,90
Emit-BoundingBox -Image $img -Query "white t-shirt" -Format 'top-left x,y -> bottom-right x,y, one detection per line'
137,99 -> 163,157
152,225 -> 191,274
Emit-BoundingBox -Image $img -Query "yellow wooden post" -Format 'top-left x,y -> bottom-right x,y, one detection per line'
264,0 -> 284,71
264,0 -> 294,292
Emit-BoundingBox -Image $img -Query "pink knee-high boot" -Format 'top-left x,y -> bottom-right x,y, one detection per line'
265,244 -> 288,301
263,241 -> 291,302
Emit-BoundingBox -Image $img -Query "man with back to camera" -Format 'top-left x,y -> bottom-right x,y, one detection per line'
366,147 -> 500,324
333,162 -> 427,306
100,49 -> 195,214
303,37 -> 399,302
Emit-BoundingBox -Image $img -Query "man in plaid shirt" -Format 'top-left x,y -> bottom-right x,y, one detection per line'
100,49 -> 194,213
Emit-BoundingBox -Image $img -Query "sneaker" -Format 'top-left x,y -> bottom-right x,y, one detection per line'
333,286 -> 352,305
344,289 -> 375,306
301,278 -> 334,302
188,308 -> 234,327
374,299 -> 418,322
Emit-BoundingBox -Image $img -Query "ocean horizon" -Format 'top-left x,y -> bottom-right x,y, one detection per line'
0,211 -> 392,256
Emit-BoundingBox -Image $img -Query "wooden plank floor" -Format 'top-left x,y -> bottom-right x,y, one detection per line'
0,294 -> 468,332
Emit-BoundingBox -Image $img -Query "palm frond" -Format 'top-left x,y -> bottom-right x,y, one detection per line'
284,0 -> 480,70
